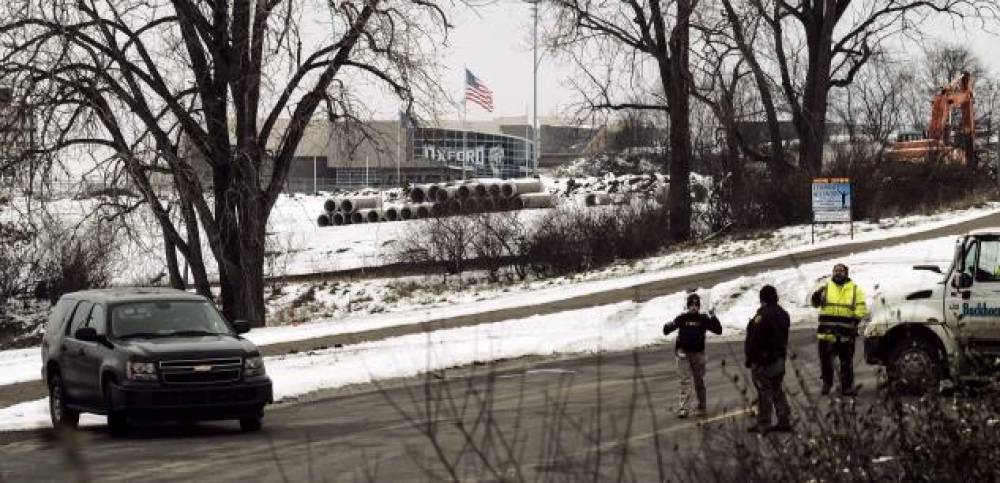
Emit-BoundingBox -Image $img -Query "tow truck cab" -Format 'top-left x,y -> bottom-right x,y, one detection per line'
863,229 -> 1000,392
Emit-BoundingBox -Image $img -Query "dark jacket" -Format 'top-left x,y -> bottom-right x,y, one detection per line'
663,312 -> 722,353
744,303 -> 791,367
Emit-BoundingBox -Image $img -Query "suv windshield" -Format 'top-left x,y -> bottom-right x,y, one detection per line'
111,301 -> 233,338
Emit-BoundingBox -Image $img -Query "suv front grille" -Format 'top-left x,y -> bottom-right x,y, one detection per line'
159,358 -> 242,385
150,387 -> 258,406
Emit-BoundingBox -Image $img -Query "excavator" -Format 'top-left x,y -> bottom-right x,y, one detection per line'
886,72 -> 975,164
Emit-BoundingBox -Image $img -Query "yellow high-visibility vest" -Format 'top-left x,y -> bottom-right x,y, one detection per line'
819,280 -> 868,321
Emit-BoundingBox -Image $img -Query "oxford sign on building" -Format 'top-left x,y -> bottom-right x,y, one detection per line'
411,128 -> 533,178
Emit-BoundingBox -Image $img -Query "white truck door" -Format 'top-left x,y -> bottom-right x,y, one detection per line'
953,237 -> 1000,355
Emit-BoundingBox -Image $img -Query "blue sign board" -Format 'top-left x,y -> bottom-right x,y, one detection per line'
812,178 -> 851,222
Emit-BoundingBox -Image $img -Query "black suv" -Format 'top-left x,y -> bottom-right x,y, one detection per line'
41,288 -> 273,435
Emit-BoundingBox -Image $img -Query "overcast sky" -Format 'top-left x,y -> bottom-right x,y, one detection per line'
432,3 -> 1000,122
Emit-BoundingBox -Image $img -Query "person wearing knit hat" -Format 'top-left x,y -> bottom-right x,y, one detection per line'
663,292 -> 722,418
745,285 -> 792,433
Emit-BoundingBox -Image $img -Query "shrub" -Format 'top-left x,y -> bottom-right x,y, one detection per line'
394,215 -> 476,276
825,145 -> 996,220
34,219 -> 115,303
523,201 -> 671,277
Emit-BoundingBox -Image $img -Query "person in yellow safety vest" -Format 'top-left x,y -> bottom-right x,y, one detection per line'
811,263 -> 868,396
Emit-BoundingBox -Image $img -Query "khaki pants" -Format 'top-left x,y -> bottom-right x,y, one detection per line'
751,358 -> 791,427
676,350 -> 707,414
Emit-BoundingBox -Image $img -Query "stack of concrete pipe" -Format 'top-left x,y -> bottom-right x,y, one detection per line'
318,178 -> 555,227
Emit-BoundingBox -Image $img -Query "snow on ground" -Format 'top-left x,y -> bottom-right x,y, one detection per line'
0,233 -> 955,431
4,181 -> 993,286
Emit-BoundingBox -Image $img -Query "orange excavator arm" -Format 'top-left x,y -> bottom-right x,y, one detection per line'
888,72 -> 975,164
926,72 -> 974,143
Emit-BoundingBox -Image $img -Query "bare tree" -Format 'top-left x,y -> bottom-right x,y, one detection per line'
0,0 -> 448,326
829,54 -> 910,147
549,0 -> 698,242
923,42 -> 988,95
737,0 -> 997,176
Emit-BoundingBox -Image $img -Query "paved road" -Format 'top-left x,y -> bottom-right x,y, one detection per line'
0,211 -> 990,409
0,329 -> 878,482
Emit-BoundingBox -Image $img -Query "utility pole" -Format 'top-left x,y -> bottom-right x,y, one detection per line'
531,0 -> 540,176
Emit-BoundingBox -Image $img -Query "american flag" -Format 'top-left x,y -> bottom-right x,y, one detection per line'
465,69 -> 494,112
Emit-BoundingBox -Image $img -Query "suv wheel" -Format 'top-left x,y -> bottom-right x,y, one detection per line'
239,414 -> 263,432
888,337 -> 941,395
103,381 -> 128,437
49,373 -> 79,429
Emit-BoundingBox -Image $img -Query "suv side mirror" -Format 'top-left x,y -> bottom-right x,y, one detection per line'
74,327 -> 99,342
953,272 -> 974,289
232,320 -> 251,334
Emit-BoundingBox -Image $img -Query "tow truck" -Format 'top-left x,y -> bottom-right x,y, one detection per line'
864,228 -> 1000,393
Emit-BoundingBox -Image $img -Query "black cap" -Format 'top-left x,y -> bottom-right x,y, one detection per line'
686,293 -> 701,307
759,285 -> 779,304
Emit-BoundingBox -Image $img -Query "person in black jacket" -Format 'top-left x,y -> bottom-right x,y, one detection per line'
744,285 -> 792,433
663,293 -> 722,418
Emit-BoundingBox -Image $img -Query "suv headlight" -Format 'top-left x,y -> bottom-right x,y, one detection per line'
126,361 -> 157,381
244,356 -> 266,377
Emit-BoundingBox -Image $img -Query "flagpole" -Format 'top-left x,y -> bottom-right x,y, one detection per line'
396,108 -> 402,187
462,66 -> 468,182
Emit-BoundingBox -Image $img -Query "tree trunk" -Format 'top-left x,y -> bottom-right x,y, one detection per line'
214,167 -> 242,322
237,174 -> 268,327
180,198 -> 212,298
798,89 -> 830,176
163,230 -> 185,290
796,27 -> 835,177
666,0 -> 693,242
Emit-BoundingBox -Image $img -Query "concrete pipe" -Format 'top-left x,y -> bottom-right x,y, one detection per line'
488,183 -> 502,197
583,192 -> 611,207
431,202 -> 447,217
518,192 -> 554,209
400,205 -> 414,220
341,196 -> 379,212
435,185 -> 461,202
501,178 -> 543,198
351,208 -> 381,223
462,198 -> 480,213
323,198 -> 339,213
416,203 -> 433,218
446,198 -> 462,214
332,212 -> 348,225
317,213 -> 332,227
473,183 -> 488,197
479,197 -> 496,211
472,178 -> 503,197
495,197 -> 510,210
409,185 -> 428,203
427,184 -> 441,202
509,196 -> 525,210
384,205 -> 401,222
457,184 -> 474,200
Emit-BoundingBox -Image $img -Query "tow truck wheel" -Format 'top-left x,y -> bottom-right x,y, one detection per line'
888,338 -> 941,395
